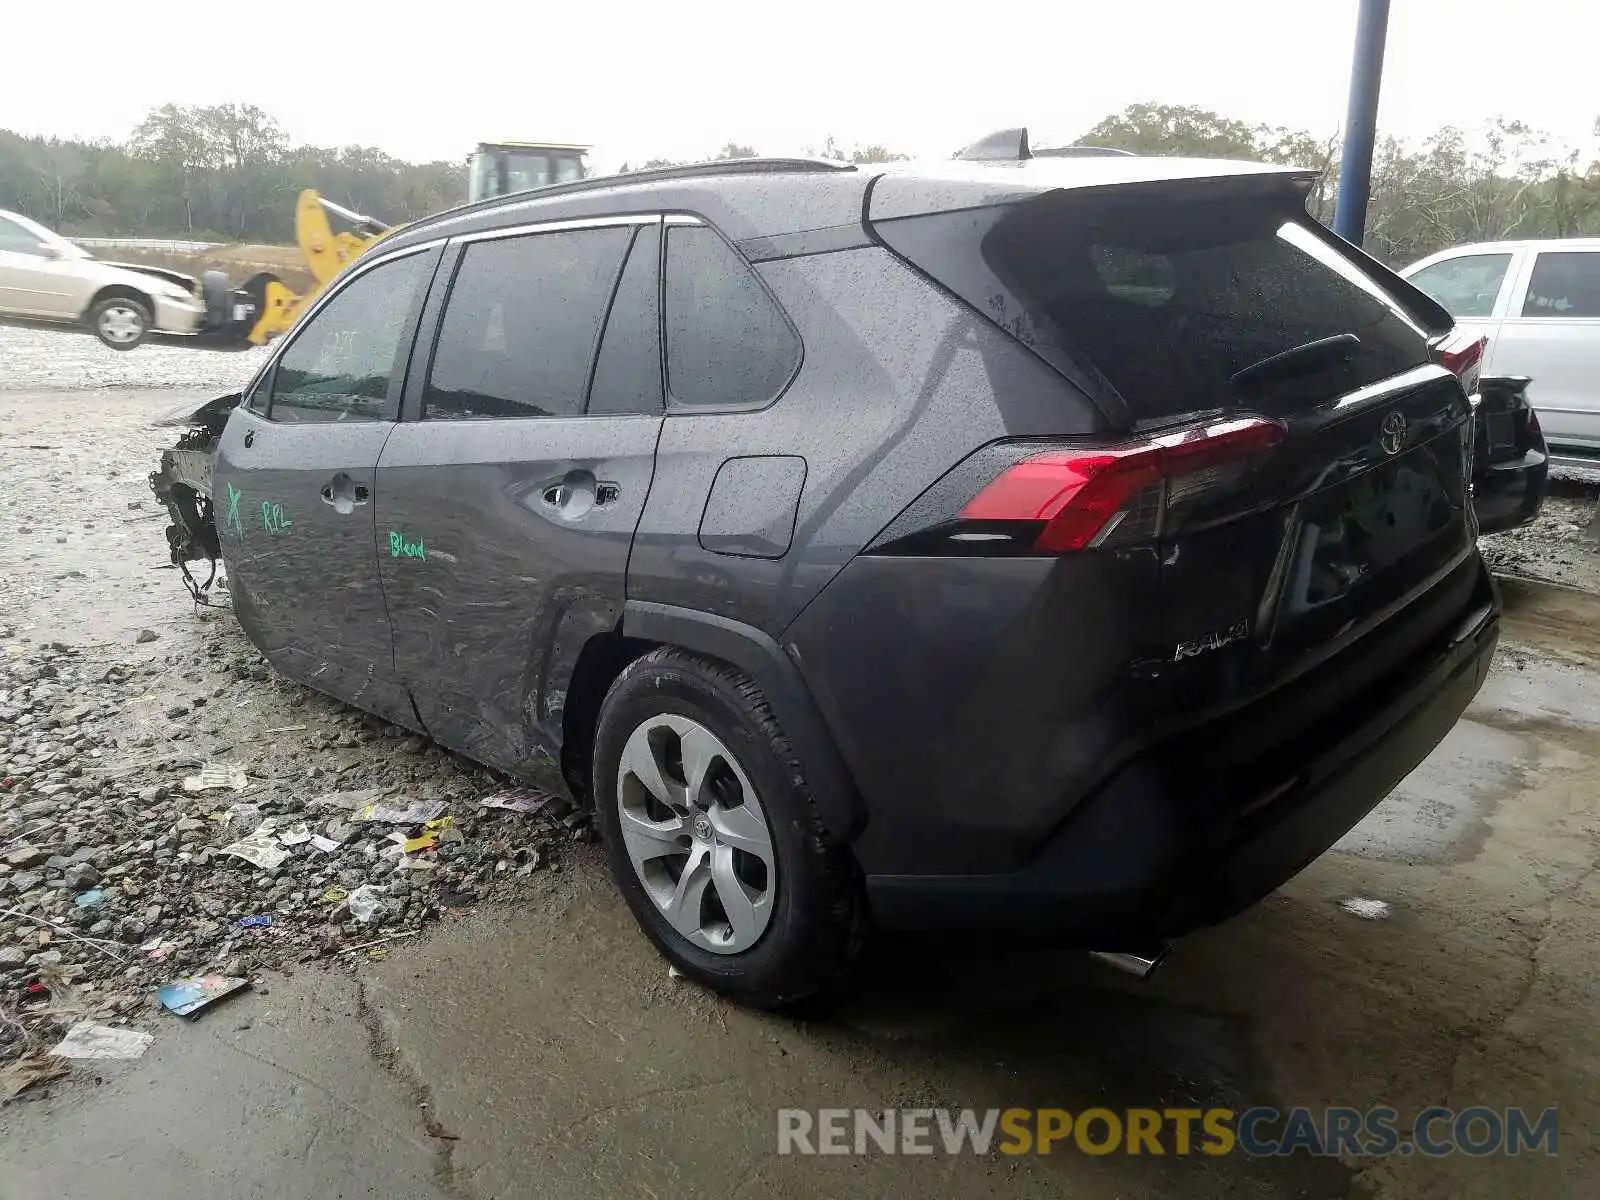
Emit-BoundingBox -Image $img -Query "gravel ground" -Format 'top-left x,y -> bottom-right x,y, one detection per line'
0,329 -> 578,1064
0,325 -> 270,393
1480,480 -> 1600,593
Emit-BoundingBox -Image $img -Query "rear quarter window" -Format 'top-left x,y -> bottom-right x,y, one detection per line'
876,191 -> 1432,422
664,224 -> 800,410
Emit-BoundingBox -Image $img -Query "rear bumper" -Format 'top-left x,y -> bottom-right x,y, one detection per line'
865,570 -> 1500,940
1474,448 -> 1548,535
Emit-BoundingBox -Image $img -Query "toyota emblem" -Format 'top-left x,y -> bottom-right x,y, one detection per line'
1379,410 -> 1408,456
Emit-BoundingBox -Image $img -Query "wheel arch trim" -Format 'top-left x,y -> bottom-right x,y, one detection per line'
620,599 -> 865,843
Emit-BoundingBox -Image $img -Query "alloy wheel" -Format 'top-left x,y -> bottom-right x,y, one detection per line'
615,714 -> 777,955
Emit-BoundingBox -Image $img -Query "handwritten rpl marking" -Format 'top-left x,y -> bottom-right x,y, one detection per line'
262,501 -> 293,535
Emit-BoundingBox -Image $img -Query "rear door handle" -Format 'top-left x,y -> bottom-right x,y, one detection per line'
321,473 -> 369,513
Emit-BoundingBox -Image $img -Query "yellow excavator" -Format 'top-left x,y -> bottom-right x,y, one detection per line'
217,141 -> 588,347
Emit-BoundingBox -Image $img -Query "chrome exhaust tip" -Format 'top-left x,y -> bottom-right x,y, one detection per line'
1089,947 -> 1169,979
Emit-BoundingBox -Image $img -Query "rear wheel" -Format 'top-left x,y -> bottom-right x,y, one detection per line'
90,296 -> 150,350
592,648 -> 861,1008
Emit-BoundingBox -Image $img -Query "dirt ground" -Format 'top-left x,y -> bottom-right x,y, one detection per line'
2,330 -> 1600,1198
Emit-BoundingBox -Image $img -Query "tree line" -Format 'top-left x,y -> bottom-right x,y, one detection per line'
0,104 -> 466,244
2,101 -> 1596,265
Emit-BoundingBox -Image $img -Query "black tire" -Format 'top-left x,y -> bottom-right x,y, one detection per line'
89,295 -> 151,350
592,647 -> 861,1008
201,270 -> 232,327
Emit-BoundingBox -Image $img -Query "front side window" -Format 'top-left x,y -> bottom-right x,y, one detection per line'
425,226 -> 632,420
664,225 -> 801,409
269,251 -> 431,423
1407,253 -> 1513,318
1522,251 -> 1600,318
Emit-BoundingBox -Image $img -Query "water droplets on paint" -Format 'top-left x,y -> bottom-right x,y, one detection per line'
1339,897 -> 1392,920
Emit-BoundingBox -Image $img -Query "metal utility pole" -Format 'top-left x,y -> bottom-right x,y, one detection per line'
1332,0 -> 1392,245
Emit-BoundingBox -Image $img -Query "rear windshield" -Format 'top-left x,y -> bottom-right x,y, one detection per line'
874,190 -> 1431,422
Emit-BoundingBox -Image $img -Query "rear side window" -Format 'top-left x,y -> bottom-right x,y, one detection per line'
664,224 -> 800,409
270,251 -> 431,423
1406,253 -> 1512,318
875,192 -> 1431,421
1522,252 -> 1600,318
587,225 -> 664,415
425,226 -> 631,420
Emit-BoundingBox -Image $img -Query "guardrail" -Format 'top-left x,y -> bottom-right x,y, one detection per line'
72,237 -> 222,254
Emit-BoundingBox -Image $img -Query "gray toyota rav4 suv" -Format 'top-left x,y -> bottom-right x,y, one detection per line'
154,138 -> 1501,1006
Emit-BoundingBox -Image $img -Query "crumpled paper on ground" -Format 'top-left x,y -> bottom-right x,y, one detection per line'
182,762 -> 248,793
352,800 -> 446,825
478,787 -> 551,815
49,1021 -> 154,1060
220,818 -> 290,871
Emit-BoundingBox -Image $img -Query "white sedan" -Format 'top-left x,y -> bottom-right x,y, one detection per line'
0,209 -> 207,349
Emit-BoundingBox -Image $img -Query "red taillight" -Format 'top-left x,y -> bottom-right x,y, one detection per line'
1437,333 -> 1486,383
961,417 -> 1286,552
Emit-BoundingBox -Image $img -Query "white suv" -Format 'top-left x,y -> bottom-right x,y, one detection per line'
1403,239 -> 1600,468
0,209 -> 206,349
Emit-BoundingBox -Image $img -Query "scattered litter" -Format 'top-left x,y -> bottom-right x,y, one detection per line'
479,787 -> 551,815
320,887 -> 349,903
353,799 -> 447,825
139,938 -> 176,960
158,974 -> 249,1017
402,832 -> 437,854
0,1052 -> 69,1102
346,884 -> 384,923
334,931 -> 417,956
236,914 -> 273,929
309,787 -> 388,811
49,1021 -> 154,1061
396,856 -> 437,872
309,835 -> 340,854
367,949 -> 389,960
276,822 -> 312,846
220,822 -> 292,871
1339,897 -> 1392,920
182,762 -> 248,793
263,725 -> 307,734
73,889 -> 106,909
667,965 -> 684,980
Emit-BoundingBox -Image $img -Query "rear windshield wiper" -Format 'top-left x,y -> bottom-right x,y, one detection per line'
1231,333 -> 1361,391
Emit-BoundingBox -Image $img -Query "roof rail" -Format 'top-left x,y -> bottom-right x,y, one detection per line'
1033,145 -> 1136,158
955,127 -> 1135,161
432,156 -> 858,223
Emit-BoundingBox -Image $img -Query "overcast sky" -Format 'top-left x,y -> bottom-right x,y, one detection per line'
5,0 -> 1597,171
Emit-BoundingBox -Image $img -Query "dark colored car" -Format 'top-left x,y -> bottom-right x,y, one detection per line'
152,136 -> 1501,1006
1474,376 -> 1549,534
1428,330 -> 1549,534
